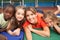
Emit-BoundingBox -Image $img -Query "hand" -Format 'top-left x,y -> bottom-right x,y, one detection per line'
57,5 -> 60,11
48,22 -> 54,27
13,28 -> 20,36
0,28 -> 6,32
53,22 -> 57,26
7,30 -> 16,36
9,32 -> 15,36
28,25 -> 33,31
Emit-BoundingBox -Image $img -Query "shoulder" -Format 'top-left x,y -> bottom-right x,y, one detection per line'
0,13 -> 3,17
23,21 -> 30,28
0,13 -> 4,21
36,12 -> 43,17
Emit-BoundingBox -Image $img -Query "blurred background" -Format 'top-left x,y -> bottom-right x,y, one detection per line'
0,0 -> 60,7
0,0 -> 60,13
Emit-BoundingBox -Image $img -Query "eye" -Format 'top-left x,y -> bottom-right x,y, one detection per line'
17,13 -> 20,15
26,15 -> 29,17
4,10 -> 8,13
49,21 -> 52,23
22,13 -> 24,15
9,12 -> 13,14
31,14 -> 34,15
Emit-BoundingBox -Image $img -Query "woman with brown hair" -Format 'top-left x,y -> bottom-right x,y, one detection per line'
43,11 -> 60,34
23,7 -> 50,40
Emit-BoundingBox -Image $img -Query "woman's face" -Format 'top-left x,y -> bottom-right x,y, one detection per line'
15,9 -> 25,21
26,11 -> 37,24
44,17 -> 53,26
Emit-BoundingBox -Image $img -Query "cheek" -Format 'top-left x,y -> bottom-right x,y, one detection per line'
26,17 -> 29,20
22,16 -> 24,19
33,15 -> 36,19
44,19 -> 47,22
15,14 -> 19,19
20,15 -> 24,18
9,15 -> 12,18
15,14 -> 18,18
9,14 -> 12,17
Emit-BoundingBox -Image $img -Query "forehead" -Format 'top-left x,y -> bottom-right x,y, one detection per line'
45,17 -> 51,21
26,11 -> 34,15
4,7 -> 14,12
17,9 -> 24,12
16,9 -> 24,14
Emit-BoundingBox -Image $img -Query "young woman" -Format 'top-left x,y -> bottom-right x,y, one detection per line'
23,7 -> 50,40
43,11 -> 60,34
7,6 -> 25,36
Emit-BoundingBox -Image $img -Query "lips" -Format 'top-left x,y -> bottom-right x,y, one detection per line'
29,18 -> 35,23
17,17 -> 23,21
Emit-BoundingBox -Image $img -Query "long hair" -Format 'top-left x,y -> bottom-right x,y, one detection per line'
43,11 -> 58,22
15,6 -> 25,29
9,6 -> 26,30
25,6 -> 37,21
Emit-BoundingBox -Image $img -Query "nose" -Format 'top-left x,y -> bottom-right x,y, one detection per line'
29,15 -> 32,19
6,13 -> 10,16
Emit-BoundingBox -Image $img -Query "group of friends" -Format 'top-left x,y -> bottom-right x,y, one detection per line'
0,4 -> 60,40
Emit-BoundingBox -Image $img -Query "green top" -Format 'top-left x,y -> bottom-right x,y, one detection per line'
0,13 -> 9,28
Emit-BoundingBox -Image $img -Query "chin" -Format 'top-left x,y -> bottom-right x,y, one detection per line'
30,22 -> 35,24
18,19 -> 23,21
18,20 -> 22,21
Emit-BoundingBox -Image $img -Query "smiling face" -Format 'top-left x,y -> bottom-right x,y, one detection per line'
44,17 -> 53,26
26,10 -> 37,24
15,8 -> 25,21
4,6 -> 15,20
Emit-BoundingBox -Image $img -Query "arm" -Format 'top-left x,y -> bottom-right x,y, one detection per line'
0,28 -> 6,32
28,25 -> 50,37
7,30 -> 14,36
7,22 -> 21,36
54,5 -> 60,15
54,10 -> 60,15
53,23 -> 60,34
13,28 -> 20,36
24,27 -> 32,40
6,22 -> 14,36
